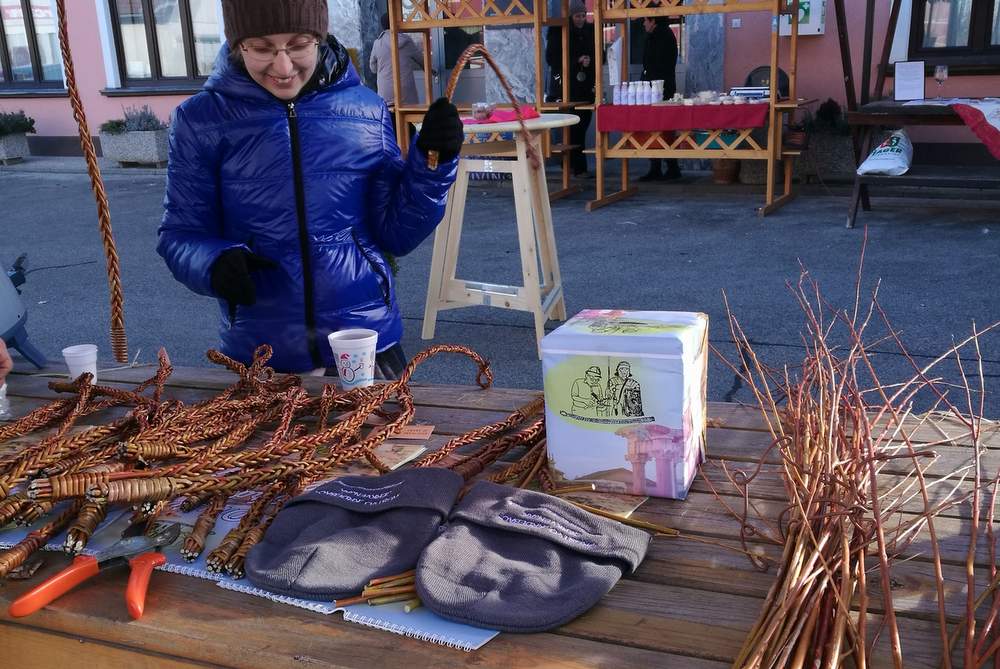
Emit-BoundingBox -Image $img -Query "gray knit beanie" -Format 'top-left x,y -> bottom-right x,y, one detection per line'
244,468 -> 464,601
222,0 -> 329,46
416,480 -> 650,632
569,0 -> 587,15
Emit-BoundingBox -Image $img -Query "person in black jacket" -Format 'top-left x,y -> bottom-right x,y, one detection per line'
545,0 -> 595,177
639,16 -> 681,181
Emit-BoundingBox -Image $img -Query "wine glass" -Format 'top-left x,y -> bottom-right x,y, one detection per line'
934,65 -> 948,99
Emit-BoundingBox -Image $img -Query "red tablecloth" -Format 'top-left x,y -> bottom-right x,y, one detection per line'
461,105 -> 540,125
596,103 -> 769,132
952,102 -> 1000,160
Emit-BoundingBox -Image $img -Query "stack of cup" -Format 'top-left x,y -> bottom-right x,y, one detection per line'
327,329 -> 379,390
62,344 -> 98,383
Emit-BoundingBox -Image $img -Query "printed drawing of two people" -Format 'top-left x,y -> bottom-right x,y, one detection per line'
570,361 -> 644,418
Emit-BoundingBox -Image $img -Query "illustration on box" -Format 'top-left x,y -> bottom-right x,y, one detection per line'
546,356 -> 701,499
568,309 -> 690,336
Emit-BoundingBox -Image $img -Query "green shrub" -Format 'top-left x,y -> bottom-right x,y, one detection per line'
100,119 -> 127,134
101,105 -> 167,134
804,98 -> 850,135
124,104 -> 167,131
0,110 -> 36,137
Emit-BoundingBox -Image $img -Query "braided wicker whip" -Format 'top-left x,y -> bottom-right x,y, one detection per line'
427,43 -> 541,171
55,0 -> 128,363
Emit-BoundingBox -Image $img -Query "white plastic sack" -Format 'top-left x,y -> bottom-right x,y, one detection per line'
856,130 -> 913,176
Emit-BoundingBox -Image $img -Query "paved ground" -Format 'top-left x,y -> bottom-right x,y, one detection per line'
2,157 -> 999,415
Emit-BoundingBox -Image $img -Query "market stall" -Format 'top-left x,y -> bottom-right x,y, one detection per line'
588,0 -> 804,215
388,0 -> 583,200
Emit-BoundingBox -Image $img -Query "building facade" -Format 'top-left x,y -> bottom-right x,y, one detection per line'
0,0 -> 996,155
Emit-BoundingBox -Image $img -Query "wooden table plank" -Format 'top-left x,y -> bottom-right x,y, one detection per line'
1,369 -> 991,666
0,558 -> 727,669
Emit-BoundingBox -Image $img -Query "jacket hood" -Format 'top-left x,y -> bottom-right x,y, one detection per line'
204,34 -> 358,103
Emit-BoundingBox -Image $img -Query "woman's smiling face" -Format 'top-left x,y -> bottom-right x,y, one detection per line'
240,32 -> 320,100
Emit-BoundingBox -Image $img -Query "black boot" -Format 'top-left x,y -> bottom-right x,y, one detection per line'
663,159 -> 682,180
638,159 -> 662,182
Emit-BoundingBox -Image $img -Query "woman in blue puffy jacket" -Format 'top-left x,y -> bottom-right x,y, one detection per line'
157,0 -> 464,376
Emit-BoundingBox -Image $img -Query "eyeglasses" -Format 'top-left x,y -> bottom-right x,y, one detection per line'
240,40 -> 318,64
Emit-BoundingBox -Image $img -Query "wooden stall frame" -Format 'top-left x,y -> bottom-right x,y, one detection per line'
388,0 -> 582,199
586,0 -> 802,216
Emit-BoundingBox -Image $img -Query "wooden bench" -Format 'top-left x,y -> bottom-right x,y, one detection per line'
846,100 -> 1000,228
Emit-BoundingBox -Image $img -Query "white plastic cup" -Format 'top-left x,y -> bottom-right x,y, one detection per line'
62,344 -> 98,383
327,329 -> 378,389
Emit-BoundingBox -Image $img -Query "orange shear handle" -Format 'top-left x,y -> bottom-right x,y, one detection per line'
125,552 -> 166,619
8,555 -> 101,617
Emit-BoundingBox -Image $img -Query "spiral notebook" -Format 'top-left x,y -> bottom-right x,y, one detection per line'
218,580 -> 499,651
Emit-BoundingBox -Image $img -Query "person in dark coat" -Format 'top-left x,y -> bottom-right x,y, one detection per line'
639,16 -> 681,181
158,0 -> 464,378
545,0 -> 595,177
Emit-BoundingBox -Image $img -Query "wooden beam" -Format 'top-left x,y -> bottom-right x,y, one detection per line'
757,190 -> 796,216
831,0 -> 858,111
586,187 -> 638,211
859,0 -> 876,105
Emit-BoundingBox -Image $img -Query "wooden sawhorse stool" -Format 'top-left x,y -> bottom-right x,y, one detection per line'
422,113 -> 579,358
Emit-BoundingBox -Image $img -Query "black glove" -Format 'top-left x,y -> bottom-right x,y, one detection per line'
210,248 -> 277,307
416,97 -> 464,163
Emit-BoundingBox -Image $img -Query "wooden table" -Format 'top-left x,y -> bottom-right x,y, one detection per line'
0,364 -> 990,667
421,114 -> 576,358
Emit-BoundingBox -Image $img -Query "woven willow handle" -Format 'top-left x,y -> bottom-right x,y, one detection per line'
426,43 -> 541,171
56,0 -> 128,363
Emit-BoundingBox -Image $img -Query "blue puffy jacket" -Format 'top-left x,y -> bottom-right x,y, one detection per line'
158,37 -> 458,372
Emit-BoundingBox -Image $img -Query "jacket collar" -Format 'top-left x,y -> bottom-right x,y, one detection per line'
204,34 -> 359,104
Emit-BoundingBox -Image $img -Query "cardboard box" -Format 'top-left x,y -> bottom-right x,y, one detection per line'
542,309 -> 708,499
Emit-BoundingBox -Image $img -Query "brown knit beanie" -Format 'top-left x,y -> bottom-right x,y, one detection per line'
222,0 -> 329,46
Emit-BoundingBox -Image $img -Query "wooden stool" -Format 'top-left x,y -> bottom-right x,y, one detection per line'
422,113 -> 579,358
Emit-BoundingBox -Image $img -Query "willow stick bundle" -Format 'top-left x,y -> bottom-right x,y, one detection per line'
711,244 -> 998,668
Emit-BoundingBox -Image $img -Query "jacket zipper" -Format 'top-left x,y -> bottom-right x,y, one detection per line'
351,229 -> 392,308
288,101 -> 322,368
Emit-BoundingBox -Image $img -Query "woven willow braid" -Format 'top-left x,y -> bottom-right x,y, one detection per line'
225,483 -> 299,578
449,416 -> 545,481
0,500 -> 84,578
64,500 -> 107,554
15,501 -> 54,526
55,0 -> 127,362
181,494 -> 228,561
206,483 -> 283,573
488,439 -> 547,485
415,395 -> 544,468
0,399 -> 75,453
0,380 -> 97,498
443,44 -> 541,170
0,495 -> 29,526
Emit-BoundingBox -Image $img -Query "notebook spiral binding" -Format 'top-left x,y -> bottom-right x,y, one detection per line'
216,579 -> 337,614
342,611 -> 476,652
160,561 -> 226,582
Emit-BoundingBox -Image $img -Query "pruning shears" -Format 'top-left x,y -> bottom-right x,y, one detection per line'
8,522 -> 180,619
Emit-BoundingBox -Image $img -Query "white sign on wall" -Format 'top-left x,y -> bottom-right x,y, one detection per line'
779,0 -> 826,36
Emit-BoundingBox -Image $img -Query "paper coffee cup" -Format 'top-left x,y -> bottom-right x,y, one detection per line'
62,344 -> 98,383
327,329 -> 378,389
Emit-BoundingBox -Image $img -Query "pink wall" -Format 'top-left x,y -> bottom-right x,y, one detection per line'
3,2 -> 188,139
723,1 -> 1000,143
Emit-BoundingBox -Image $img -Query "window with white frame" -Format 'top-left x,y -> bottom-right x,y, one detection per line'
0,0 -> 63,88
909,0 -> 1000,66
108,0 -> 220,86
